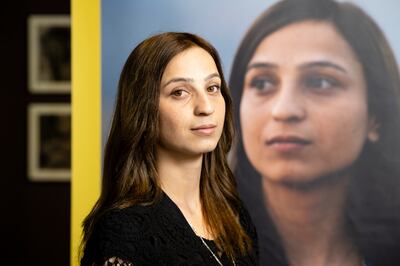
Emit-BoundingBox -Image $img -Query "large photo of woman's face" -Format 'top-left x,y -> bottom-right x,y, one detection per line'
229,1 -> 400,265
241,20 -> 374,185
102,0 -> 400,265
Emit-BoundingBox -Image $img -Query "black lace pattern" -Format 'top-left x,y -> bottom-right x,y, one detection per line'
81,193 -> 259,266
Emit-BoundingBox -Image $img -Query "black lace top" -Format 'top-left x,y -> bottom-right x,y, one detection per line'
81,193 -> 259,266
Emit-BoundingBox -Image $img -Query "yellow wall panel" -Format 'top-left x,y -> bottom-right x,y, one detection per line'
71,0 -> 101,265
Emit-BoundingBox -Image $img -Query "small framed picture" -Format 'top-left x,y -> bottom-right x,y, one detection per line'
28,103 -> 71,181
28,15 -> 70,93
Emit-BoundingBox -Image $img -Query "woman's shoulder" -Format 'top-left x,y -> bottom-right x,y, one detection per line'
81,204 -> 158,266
94,202 -> 162,244
110,204 -> 150,222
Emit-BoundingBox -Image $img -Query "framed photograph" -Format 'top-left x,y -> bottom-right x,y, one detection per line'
28,103 -> 71,181
28,15 -> 71,93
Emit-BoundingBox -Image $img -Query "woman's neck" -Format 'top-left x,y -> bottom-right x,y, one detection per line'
263,176 -> 362,266
157,146 -> 202,206
156,146 -> 211,238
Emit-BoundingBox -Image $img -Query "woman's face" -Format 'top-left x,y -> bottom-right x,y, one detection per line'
158,46 -> 226,157
240,21 -> 378,184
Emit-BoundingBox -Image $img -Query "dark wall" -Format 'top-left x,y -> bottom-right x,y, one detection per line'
1,1 -> 70,266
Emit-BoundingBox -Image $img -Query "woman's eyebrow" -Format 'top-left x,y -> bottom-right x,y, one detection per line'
162,77 -> 194,88
162,73 -> 220,88
299,61 -> 347,73
246,61 -> 348,74
246,62 -> 277,72
204,72 -> 220,81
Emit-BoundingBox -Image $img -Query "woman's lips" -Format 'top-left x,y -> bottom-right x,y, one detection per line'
191,124 -> 217,136
266,135 -> 311,152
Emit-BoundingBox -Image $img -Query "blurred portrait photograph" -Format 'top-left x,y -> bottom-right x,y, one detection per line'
28,15 -> 70,93
28,103 -> 71,181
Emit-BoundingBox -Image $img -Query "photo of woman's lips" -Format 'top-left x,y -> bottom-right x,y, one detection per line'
191,124 -> 217,136
266,135 -> 312,152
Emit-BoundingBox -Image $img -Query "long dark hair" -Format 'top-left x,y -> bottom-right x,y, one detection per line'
229,0 -> 400,265
81,32 -> 252,261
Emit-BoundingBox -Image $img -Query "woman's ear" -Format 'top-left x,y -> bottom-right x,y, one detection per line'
367,116 -> 380,142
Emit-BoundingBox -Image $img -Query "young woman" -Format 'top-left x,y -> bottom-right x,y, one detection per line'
80,32 -> 259,266
229,0 -> 400,265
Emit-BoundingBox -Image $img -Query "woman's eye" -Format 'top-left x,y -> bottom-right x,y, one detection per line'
171,89 -> 188,97
249,76 -> 276,93
207,85 -> 220,93
303,75 -> 340,92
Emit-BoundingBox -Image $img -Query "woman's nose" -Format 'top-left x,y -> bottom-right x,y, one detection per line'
194,91 -> 214,116
271,88 -> 306,122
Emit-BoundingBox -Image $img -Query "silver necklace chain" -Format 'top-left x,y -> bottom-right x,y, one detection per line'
198,235 -> 224,266
191,226 -> 236,266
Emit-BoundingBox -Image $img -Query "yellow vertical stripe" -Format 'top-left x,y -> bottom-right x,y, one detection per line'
71,0 -> 101,265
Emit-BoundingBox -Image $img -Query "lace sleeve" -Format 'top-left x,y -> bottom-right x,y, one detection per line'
81,207 -> 153,266
101,257 -> 134,266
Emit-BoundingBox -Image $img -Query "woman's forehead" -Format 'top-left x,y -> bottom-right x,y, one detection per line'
247,21 -> 362,75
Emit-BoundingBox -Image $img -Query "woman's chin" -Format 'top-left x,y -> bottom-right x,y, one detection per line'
261,170 -> 346,190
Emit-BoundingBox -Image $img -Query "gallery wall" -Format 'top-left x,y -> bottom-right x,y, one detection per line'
0,1 -> 70,265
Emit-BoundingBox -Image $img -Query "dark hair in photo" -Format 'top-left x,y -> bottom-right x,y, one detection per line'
81,32 -> 252,260
229,0 -> 400,264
